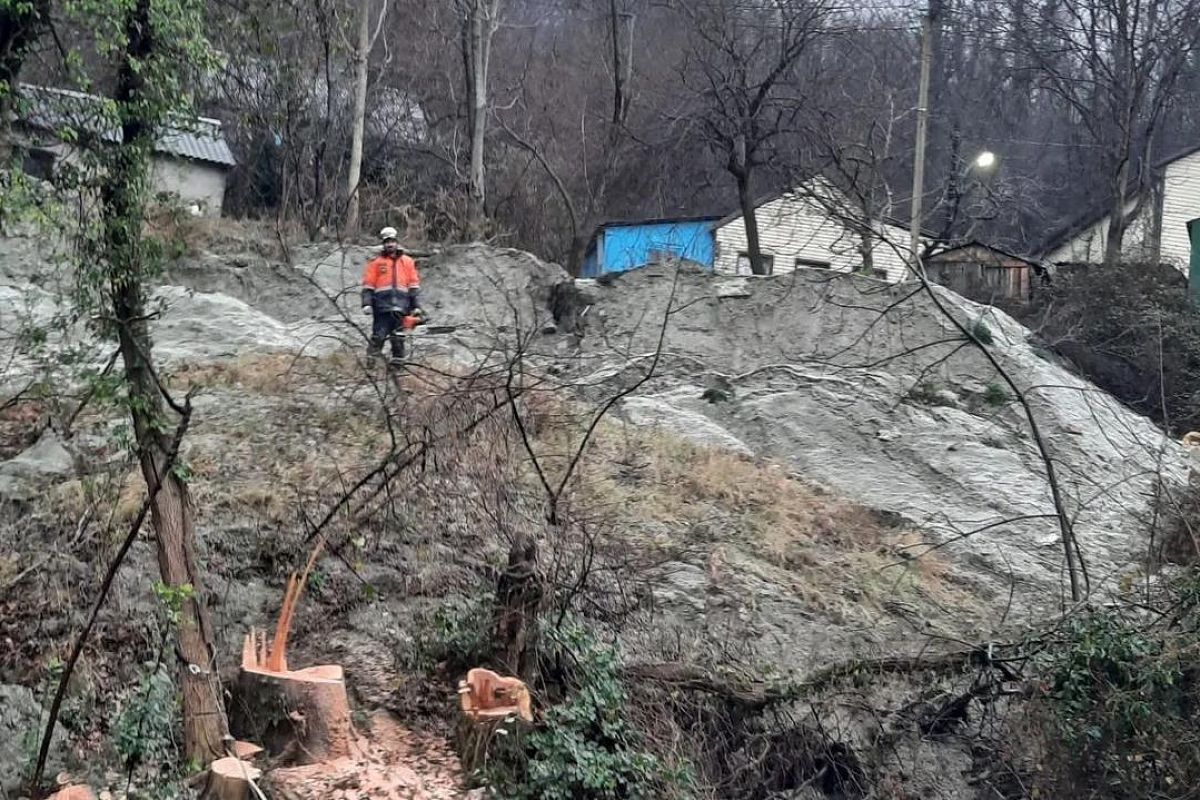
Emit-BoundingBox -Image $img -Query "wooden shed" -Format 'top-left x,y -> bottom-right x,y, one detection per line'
925,241 -> 1045,301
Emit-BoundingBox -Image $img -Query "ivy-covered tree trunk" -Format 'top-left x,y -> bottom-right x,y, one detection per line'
102,0 -> 228,764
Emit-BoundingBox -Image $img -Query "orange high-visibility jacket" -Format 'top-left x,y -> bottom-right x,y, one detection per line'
361,253 -> 420,311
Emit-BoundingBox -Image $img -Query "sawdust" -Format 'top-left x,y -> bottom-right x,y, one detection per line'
268,711 -> 468,800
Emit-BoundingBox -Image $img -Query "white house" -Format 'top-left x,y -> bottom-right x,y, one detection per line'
712,178 -> 917,282
13,84 -> 236,217
1042,144 -> 1200,270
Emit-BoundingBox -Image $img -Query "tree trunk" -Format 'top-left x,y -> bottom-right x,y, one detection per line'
104,0 -> 228,764
344,0 -> 371,235
859,230 -> 874,274
110,277 -> 228,764
735,166 -> 767,275
494,531 -> 541,680
608,0 -> 634,128
1103,156 -> 1131,267
466,0 -> 493,233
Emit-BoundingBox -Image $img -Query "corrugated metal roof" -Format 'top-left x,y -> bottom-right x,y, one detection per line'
17,84 -> 236,168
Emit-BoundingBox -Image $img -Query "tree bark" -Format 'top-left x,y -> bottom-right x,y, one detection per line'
734,161 -> 767,275
467,1 -> 488,231
104,0 -> 228,764
608,0 -> 633,128
344,0 -> 371,234
1103,155 -> 1131,267
494,531 -> 541,680
859,230 -> 874,274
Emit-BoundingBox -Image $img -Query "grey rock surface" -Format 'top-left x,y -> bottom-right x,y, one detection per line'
0,683 -> 65,796
0,430 -> 73,501
575,267 -> 1186,605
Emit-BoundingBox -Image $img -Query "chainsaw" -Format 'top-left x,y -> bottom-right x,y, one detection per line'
399,308 -> 457,335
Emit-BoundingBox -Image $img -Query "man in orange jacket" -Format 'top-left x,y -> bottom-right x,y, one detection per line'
361,226 -> 421,367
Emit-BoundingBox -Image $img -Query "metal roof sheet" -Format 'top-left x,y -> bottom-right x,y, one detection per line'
18,84 -> 236,168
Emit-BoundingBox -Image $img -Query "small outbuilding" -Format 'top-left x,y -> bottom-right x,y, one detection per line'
580,215 -> 720,277
924,241 -> 1046,301
12,84 -> 236,217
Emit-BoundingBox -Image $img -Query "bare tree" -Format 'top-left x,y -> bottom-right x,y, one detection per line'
675,0 -> 830,275
345,0 -> 389,234
457,0 -> 502,232
1006,0 -> 1200,265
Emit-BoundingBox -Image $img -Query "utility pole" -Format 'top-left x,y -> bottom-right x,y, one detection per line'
909,0 -> 939,273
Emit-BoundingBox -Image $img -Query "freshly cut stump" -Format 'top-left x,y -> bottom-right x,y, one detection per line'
47,787 -> 96,800
229,542 -> 354,765
202,757 -> 263,800
455,668 -> 534,776
234,661 -> 354,764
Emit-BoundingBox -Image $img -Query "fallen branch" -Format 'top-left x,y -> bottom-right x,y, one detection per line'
625,647 -> 1009,711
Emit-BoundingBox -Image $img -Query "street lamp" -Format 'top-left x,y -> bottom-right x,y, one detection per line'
974,150 -> 997,170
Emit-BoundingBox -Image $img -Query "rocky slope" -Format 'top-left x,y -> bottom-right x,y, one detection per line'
0,233 -> 1189,798
573,264 -> 1188,608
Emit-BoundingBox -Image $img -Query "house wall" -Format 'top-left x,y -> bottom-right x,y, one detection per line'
1160,149 -> 1200,271
1047,197 -> 1158,265
13,128 -> 228,217
712,191 -> 912,282
151,156 -> 228,217
584,220 -> 715,277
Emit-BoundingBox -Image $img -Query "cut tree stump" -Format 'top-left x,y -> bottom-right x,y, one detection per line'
458,668 -> 533,722
202,757 -> 263,800
455,668 -> 534,777
234,660 -> 355,764
46,786 -> 96,800
228,540 -> 355,765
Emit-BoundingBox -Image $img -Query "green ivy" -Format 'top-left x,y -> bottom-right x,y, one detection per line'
1041,608 -> 1192,797
409,594 -> 494,672
113,663 -> 179,771
485,622 -> 692,800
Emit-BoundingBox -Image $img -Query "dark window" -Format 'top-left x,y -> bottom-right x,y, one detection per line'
872,268 -> 888,280
794,257 -> 831,269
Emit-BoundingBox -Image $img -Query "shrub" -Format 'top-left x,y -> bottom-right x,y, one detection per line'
970,318 -> 995,345
1035,583 -> 1200,799
483,622 -> 691,800
906,381 -> 955,407
982,382 -> 1010,407
410,594 -> 494,672
113,663 -> 181,777
1015,262 -> 1200,434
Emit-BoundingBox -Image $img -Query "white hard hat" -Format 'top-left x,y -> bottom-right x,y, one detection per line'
379,226 -> 398,241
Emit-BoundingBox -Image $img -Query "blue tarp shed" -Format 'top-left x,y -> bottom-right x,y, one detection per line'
581,216 -> 719,277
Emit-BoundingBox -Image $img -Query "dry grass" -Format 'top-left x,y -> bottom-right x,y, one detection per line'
166,351 -> 360,395
46,469 -> 145,530
574,424 -> 972,617
145,210 -> 297,259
